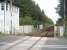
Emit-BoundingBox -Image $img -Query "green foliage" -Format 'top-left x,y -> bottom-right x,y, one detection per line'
56,0 -> 67,26
15,0 -> 53,26
20,16 -> 33,25
57,0 -> 67,18
44,18 -> 54,27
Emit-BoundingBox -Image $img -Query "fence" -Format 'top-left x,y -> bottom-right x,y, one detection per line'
17,25 -> 34,33
0,25 -> 43,35
15,25 -> 43,34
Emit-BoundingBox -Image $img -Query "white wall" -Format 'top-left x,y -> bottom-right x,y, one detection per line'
0,3 -> 19,34
15,25 -> 44,34
59,26 -> 64,37
39,25 -> 43,29
18,25 -> 34,33
55,26 -> 64,37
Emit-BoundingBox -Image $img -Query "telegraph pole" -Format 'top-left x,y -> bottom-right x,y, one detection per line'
4,0 -> 6,33
64,0 -> 65,36
4,0 -> 5,33
10,0 -> 12,35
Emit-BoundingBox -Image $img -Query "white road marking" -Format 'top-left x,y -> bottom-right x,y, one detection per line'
34,45 -> 67,48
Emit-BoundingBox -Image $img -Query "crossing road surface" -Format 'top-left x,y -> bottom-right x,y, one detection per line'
0,36 -> 67,50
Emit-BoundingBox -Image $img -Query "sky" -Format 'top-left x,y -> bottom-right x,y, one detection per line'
33,0 -> 60,24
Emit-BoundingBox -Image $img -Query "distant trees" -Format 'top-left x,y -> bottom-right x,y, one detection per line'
56,0 -> 67,18
56,0 -> 67,25
56,0 -> 64,18
19,16 -> 33,25
14,0 -> 53,26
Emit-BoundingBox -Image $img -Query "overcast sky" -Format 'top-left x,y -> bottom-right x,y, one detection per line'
33,0 -> 60,24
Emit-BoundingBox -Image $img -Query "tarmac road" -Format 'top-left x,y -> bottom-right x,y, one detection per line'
0,36 -> 67,50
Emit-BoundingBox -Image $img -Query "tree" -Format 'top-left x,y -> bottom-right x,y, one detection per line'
56,0 -> 67,18
14,0 -> 53,25
20,16 -> 33,25
56,0 -> 67,25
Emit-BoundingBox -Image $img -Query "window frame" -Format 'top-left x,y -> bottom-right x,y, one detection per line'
1,2 -> 4,11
